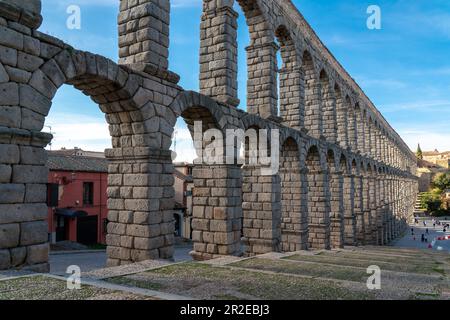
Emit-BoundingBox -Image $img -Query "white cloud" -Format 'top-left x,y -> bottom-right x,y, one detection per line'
44,113 -> 111,152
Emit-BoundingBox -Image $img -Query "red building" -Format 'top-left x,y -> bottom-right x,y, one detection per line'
47,152 -> 108,245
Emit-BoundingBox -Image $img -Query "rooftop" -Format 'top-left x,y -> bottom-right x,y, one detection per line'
47,153 -> 109,173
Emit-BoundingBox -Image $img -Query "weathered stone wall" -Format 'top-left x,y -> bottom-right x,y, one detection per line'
0,0 -> 418,270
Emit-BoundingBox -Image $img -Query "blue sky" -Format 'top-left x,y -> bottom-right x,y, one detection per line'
40,0 -> 450,160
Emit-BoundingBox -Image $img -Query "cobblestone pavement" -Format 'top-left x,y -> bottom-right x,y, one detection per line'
392,219 -> 450,251
49,244 -> 193,276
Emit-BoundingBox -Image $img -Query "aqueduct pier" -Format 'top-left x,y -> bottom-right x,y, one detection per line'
0,0 -> 417,271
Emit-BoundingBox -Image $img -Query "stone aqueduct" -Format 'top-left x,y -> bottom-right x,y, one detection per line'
0,0 -> 418,271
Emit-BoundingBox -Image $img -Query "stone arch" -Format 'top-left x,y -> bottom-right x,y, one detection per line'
27,50 -> 144,136
302,51 -> 322,138
320,70 -> 337,143
22,49 -> 180,268
280,137 -> 306,251
169,91 -> 244,260
306,144 -> 330,249
276,25 -> 303,129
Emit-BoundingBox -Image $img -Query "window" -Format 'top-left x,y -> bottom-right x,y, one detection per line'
83,182 -> 94,205
47,183 -> 59,207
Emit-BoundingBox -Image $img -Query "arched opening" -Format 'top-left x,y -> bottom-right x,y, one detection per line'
276,26 -> 302,128
302,51 -> 321,138
306,145 -> 330,249
320,70 -> 337,143
237,0 -> 277,119
280,137 -> 305,251
44,84 -> 111,262
170,94 -> 243,261
328,149 -> 344,249
6,48 -> 166,271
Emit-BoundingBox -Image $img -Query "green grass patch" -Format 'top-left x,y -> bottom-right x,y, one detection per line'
284,254 -> 443,275
0,276 -> 112,300
230,258 -> 368,282
108,262 -> 375,300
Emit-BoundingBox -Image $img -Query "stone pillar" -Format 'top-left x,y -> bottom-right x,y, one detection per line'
343,173 -> 356,245
385,175 -> 393,242
199,0 -> 239,107
363,117 -> 371,156
336,90 -> 348,149
0,1 -> 50,272
369,172 -> 378,244
347,108 -> 357,152
242,165 -> 281,255
376,174 -> 386,245
307,167 -> 331,250
105,149 -> 175,266
246,42 -> 279,119
0,132 -> 51,272
190,164 -> 242,260
280,66 -> 304,129
356,108 -> 365,154
354,173 -> 365,245
329,170 -> 344,248
321,80 -> 337,143
362,172 -> 372,243
118,0 -> 170,69
376,129 -> 382,163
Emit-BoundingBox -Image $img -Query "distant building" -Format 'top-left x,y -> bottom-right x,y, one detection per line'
47,153 -> 109,245
422,150 -> 450,169
50,147 -> 106,159
46,150 -> 194,245
416,150 -> 450,192
173,163 -> 194,240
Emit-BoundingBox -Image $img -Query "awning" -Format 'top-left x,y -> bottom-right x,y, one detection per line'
55,208 -> 88,218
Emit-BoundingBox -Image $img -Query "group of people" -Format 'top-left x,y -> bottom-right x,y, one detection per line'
411,218 -> 450,247
411,227 -> 429,243
414,218 -> 450,232
430,218 -> 450,232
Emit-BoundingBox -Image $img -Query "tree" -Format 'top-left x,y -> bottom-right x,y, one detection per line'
420,192 -> 442,213
433,172 -> 450,191
416,144 -> 423,160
